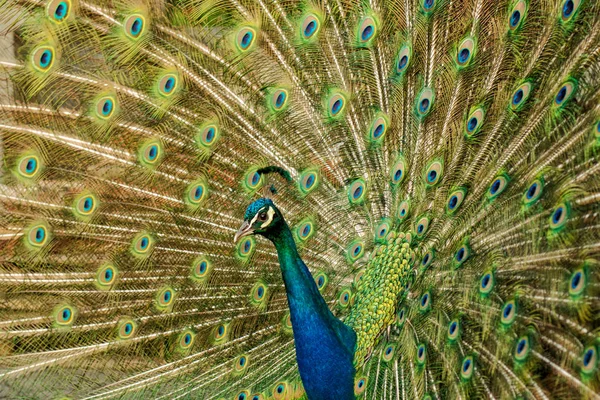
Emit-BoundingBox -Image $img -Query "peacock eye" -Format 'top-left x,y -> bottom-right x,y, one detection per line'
258,212 -> 267,220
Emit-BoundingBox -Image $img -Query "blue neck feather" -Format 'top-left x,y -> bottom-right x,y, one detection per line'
270,222 -> 356,400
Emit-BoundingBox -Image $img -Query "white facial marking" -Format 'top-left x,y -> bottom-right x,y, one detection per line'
261,206 -> 276,228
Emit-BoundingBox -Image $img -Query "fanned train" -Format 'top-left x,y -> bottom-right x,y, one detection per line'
0,0 -> 599,399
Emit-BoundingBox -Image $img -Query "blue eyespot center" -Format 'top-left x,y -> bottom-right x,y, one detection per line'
467,117 -> 478,132
26,158 -> 37,173
304,20 -> 317,37
490,179 -> 501,194
400,209 -> 406,216
318,276 -> 324,287
386,346 -> 392,355
463,359 -> 471,372
277,384 -> 284,393
40,50 -> 52,67
163,290 -> 171,302
35,227 -> 45,242
332,99 -> 343,114
510,10 -> 521,27
62,309 -> 70,320
55,2 -> 68,19
124,323 -> 132,334
193,186 -> 203,200
394,169 -> 402,181
513,89 -> 524,105
571,272 -> 582,289
343,293 -> 349,301
583,348 -> 594,366
184,333 -> 191,344
140,237 -> 149,249
417,224 -> 424,234
302,225 -> 310,236
418,347 -> 424,358
449,195 -> 458,209
83,197 -> 93,211
553,207 -> 564,224
241,32 -> 253,48
353,245 -> 361,256
361,25 -> 374,41
257,286 -> 264,298
503,303 -> 513,318
481,274 -> 490,288
456,248 -> 465,262
130,18 -> 143,36
218,325 -> 224,335
458,48 -> 470,64
421,294 -> 429,306
275,92 -> 286,108
353,185 -> 363,199
358,380 -> 364,388
563,0 -> 574,18
205,127 -> 215,143
423,254 -> 430,265
239,356 -> 246,366
199,261 -> 207,273
373,124 -> 384,138
104,269 -> 113,280
398,55 -> 408,70
148,145 -> 157,160
517,338 -> 527,354
556,86 -> 567,103
428,170 -> 437,182
526,183 -> 538,199
449,321 -> 457,334
102,100 -> 113,115
244,240 -> 251,252
424,0 -> 434,10
164,77 -> 175,93
305,174 -> 315,188
251,172 -> 260,186
420,98 -> 430,113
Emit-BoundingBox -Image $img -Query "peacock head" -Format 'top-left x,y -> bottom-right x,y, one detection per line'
234,198 -> 284,243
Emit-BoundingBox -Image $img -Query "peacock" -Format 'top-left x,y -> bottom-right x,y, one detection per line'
0,0 -> 599,398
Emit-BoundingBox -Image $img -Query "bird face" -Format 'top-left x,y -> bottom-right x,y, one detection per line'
234,198 -> 282,243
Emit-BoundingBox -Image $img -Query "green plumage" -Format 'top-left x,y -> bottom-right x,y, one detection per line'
0,0 -> 599,399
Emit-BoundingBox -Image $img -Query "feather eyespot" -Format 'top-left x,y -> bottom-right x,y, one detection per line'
549,202 -> 569,231
390,156 -> 406,185
357,16 -> 378,44
272,382 -> 288,399
456,37 -> 475,68
299,169 -> 319,194
461,356 -> 474,380
31,46 -> 56,72
47,0 -> 71,22
327,92 -> 347,118
561,0 -> 581,21
237,237 -> 255,259
17,154 -> 42,179
368,113 -> 389,143
397,307 -> 407,327
395,44 -> 412,75
296,220 -> 314,241
301,14 -> 320,40
514,336 -> 531,362
118,319 -> 136,339
419,291 -> 432,312
415,216 -> 430,238
157,73 -> 179,97
95,96 -> 116,119
269,89 -> 289,112
554,80 -> 576,108
453,242 -> 470,268
124,14 -> 146,39
131,232 -> 154,257
465,108 -> 485,136
568,267 -> 587,297
501,300 -> 517,326
421,249 -> 434,269
424,160 -> 443,186
96,264 -> 117,289
155,287 -> 175,311
509,0 -> 527,30
26,223 -> 51,248
191,257 -> 212,281
347,240 -> 365,262
416,87 -> 435,117
54,305 -> 75,326
479,271 -> 495,295
582,346 -> 598,374
398,200 -> 410,221
236,27 -> 257,52
197,123 -> 220,149
511,82 -> 532,110
446,188 -> 466,213
354,377 -> 367,395
523,178 -> 543,205
375,221 -> 390,241
348,179 -> 367,204
179,330 -> 195,350
315,272 -> 327,291
487,174 -> 509,199
416,344 -> 427,365
338,288 -> 352,307
421,0 -> 435,12
448,320 -> 460,341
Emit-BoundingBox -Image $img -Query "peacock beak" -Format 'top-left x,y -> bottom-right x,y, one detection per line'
234,221 -> 253,243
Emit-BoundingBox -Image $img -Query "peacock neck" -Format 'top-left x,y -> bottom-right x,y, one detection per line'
268,221 -> 356,400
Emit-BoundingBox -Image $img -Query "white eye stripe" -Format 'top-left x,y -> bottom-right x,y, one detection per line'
261,206 -> 275,228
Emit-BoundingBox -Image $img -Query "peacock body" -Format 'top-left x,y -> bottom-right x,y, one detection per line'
0,0 -> 600,399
